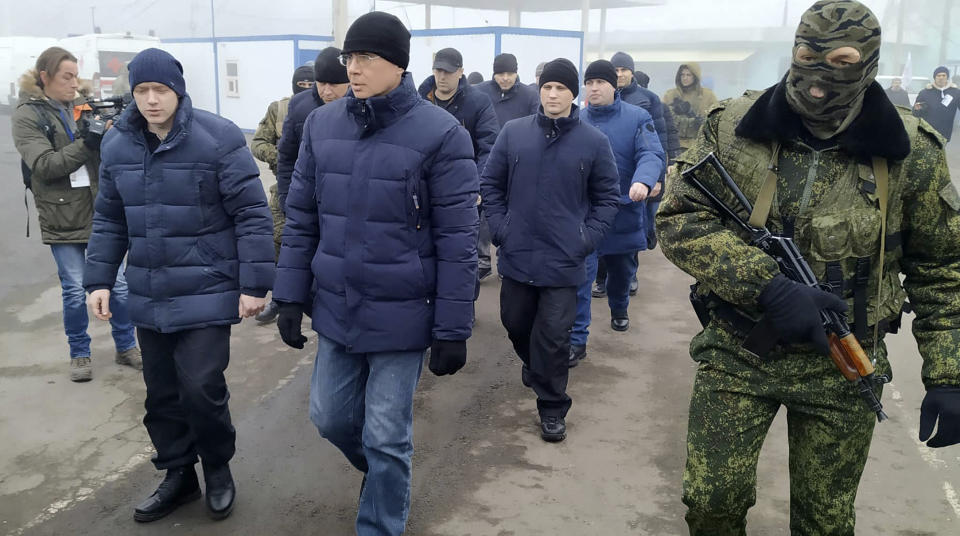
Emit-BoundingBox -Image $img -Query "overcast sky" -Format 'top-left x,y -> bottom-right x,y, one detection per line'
2,0 -> 895,40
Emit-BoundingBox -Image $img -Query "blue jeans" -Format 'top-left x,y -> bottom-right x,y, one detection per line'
50,243 -> 136,359
309,334 -> 425,536
571,252 -> 639,347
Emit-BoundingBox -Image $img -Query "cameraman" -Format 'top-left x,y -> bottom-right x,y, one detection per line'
11,46 -> 139,382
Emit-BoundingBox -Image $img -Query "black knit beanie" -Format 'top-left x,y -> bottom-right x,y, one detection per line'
584,60 -> 618,89
314,47 -> 349,84
128,48 -> 186,97
342,12 -> 410,70
538,58 -> 579,98
493,53 -> 518,75
610,51 -> 635,72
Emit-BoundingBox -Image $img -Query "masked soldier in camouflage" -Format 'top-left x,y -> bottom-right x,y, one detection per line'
657,2 -> 960,534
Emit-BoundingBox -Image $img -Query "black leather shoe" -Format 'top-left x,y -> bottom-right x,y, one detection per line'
612,311 -> 629,332
478,266 -> 492,281
591,281 -> 606,298
133,465 -> 201,523
568,344 -> 586,368
629,277 -> 639,296
540,416 -> 566,442
521,364 -> 532,387
203,464 -> 236,520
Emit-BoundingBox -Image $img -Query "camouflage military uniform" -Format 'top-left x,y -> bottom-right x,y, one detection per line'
657,3 -> 960,534
251,98 -> 290,258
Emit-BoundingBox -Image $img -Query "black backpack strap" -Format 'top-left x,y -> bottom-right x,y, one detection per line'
20,102 -> 57,238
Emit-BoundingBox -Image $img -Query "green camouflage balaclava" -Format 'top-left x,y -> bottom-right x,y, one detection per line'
785,1 -> 881,139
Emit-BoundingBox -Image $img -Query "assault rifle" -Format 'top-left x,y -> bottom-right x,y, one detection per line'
681,153 -> 889,422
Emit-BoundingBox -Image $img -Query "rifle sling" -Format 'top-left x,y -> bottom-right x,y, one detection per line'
747,142 -> 780,228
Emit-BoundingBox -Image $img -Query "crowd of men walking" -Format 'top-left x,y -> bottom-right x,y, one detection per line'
10,1 -> 960,535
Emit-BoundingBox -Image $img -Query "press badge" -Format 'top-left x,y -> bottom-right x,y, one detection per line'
70,166 -> 91,188
942,94 -> 954,107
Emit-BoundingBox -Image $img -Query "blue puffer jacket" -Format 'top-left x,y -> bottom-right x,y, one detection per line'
476,79 -> 540,128
273,74 -> 480,353
418,74 -> 500,174
84,95 -> 275,332
581,95 -> 665,255
481,105 -> 620,287
276,88 -> 324,211
619,80 -> 672,163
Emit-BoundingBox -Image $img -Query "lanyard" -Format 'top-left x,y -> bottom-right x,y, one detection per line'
57,107 -> 75,142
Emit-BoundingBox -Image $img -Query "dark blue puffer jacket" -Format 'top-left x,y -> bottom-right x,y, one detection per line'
476,79 -> 540,128
619,80 -> 672,162
418,75 -> 500,174
273,74 -> 480,353
581,96 -> 665,255
84,95 -> 275,332
276,88 -> 324,211
481,105 -> 620,287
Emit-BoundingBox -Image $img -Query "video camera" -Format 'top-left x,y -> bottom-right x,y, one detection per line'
79,95 -> 130,139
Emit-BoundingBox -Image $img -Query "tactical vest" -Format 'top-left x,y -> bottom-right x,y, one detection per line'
682,91 -> 946,341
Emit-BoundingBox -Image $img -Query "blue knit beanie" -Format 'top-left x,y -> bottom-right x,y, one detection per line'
934,66 -> 950,78
128,48 -> 186,97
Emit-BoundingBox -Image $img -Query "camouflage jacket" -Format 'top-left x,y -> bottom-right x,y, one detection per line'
250,97 -> 290,175
657,80 -> 960,388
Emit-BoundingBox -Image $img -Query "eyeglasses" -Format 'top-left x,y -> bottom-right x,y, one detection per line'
338,53 -> 380,67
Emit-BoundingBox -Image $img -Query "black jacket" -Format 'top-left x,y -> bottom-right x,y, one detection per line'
276,88 -> 324,211
418,75 -> 500,174
476,79 -> 540,128
481,106 -> 620,287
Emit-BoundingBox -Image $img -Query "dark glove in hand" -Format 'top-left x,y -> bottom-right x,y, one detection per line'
429,339 -> 467,376
757,274 -> 848,355
82,130 -> 103,151
277,302 -> 307,349
919,386 -> 960,448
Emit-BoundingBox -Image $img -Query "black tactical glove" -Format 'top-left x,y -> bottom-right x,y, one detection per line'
919,386 -> 960,448
276,302 -> 307,349
428,340 -> 467,376
81,129 -> 103,151
756,274 -> 848,355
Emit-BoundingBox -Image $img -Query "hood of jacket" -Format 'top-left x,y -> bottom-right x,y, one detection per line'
675,62 -> 703,93
17,69 -> 93,106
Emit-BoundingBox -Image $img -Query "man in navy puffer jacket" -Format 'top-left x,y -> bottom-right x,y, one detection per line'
272,13 -> 479,536
83,48 -> 275,522
481,58 -> 619,444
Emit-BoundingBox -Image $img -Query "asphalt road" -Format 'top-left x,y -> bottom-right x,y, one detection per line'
1,113 -> 959,535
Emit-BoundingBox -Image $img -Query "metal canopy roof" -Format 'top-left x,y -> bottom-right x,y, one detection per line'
417,0 -> 665,12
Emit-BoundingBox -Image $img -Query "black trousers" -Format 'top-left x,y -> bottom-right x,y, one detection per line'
500,277 -> 577,418
138,325 -> 235,471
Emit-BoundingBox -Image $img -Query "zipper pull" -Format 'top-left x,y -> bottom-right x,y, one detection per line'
412,194 -> 421,230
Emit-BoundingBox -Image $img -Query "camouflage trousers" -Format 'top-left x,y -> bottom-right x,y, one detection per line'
268,183 -> 286,260
683,324 -> 889,536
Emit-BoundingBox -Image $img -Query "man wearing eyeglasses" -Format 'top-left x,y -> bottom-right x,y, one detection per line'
272,12 -> 479,536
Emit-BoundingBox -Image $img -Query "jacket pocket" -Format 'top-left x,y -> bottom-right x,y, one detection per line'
494,212 -> 512,247
804,207 -> 881,262
35,188 -> 90,235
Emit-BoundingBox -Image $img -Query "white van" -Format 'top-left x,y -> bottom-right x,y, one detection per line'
0,36 -> 59,107
59,33 -> 161,99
